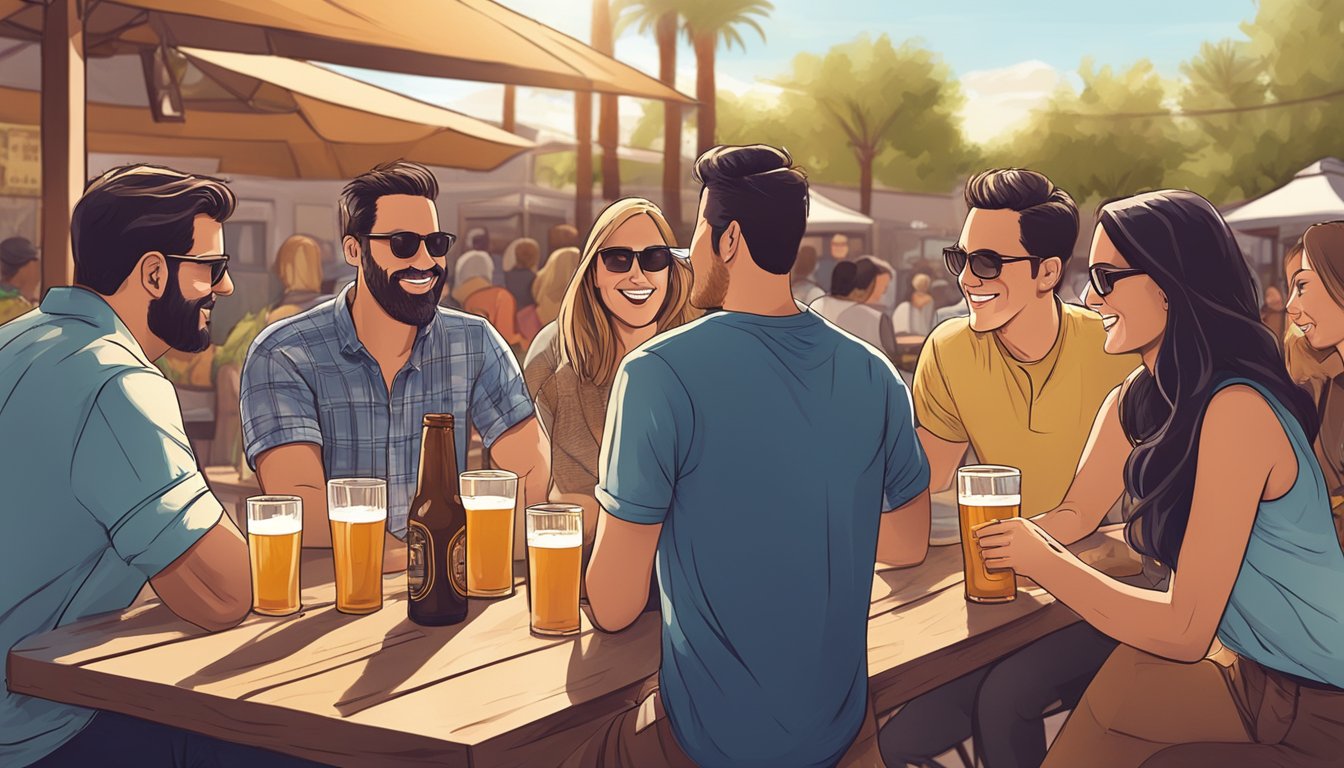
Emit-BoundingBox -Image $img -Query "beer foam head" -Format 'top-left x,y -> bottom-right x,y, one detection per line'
248,515 -> 302,536
527,529 -> 583,549
957,493 -> 1022,507
328,504 -> 386,524
462,494 -> 515,511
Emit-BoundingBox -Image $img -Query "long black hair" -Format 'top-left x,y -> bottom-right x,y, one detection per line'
1105,190 -> 1319,570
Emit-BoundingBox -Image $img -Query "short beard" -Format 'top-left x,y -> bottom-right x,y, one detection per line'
690,256 -> 730,310
361,245 -> 445,327
148,261 -> 214,353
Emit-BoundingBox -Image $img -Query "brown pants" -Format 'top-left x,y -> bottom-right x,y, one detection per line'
562,676 -> 882,768
1043,642 -> 1344,768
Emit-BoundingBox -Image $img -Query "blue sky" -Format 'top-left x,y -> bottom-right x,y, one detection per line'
335,0 -> 1261,146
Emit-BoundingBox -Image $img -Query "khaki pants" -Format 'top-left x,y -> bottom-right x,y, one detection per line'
562,676 -> 882,768
1043,641 -> 1344,768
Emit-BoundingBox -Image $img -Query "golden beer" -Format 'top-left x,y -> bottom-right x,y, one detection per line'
249,521 -> 302,615
466,500 -> 515,597
246,496 -> 302,616
330,504 -> 387,614
526,504 -> 583,636
957,466 -> 1022,604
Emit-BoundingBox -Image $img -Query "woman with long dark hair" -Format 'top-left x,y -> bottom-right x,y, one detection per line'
976,190 -> 1344,766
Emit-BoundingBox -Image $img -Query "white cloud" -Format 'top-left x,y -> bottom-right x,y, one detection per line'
958,60 -> 1061,146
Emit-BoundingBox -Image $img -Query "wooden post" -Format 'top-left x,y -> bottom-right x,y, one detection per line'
502,84 -> 516,134
575,91 -> 593,235
40,0 -> 85,293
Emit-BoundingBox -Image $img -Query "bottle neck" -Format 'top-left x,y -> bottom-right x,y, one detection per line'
417,424 -> 459,492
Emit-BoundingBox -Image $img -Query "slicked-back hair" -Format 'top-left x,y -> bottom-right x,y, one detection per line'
340,161 -> 440,239
693,144 -> 809,275
72,164 -> 236,296
964,168 -> 1079,269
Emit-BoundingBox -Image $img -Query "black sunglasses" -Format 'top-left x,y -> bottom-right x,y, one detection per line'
1089,265 -> 1147,297
943,246 -> 1044,281
363,230 -> 457,259
165,253 -> 230,286
597,245 -> 688,274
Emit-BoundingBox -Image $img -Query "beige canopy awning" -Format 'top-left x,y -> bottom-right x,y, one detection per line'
0,45 -> 534,177
0,0 -> 693,102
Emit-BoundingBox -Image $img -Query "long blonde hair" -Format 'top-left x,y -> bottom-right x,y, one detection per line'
557,197 -> 700,387
534,246 -> 581,325
274,234 -> 323,294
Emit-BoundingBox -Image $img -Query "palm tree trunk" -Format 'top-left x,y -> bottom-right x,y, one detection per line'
656,12 -> 682,232
576,91 -> 593,234
692,30 -> 716,156
502,84 -> 516,133
858,148 -> 874,216
592,0 -> 620,201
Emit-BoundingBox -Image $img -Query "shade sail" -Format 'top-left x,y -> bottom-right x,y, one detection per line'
0,0 -> 692,102
0,45 -> 534,176
809,190 -> 874,233
1225,158 -> 1344,233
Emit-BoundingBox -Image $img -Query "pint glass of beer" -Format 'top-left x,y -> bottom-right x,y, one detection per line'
958,465 -> 1022,603
461,470 -> 518,598
526,504 -> 582,636
247,496 -> 302,616
328,478 -> 387,615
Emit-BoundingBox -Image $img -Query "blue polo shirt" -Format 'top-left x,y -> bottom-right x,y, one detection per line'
598,308 -> 929,768
0,288 -> 222,767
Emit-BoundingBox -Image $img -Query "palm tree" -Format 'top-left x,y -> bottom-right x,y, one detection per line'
678,0 -> 772,156
614,0 -> 684,230
593,0 -> 621,201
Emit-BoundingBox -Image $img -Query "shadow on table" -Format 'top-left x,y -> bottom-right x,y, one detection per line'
334,618 -> 444,716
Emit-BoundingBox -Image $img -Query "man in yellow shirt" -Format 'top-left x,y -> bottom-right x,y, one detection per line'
879,169 -> 1140,768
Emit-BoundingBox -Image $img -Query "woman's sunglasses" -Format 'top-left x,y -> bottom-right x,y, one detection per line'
943,245 -> 1044,281
1088,265 -> 1147,297
597,246 -> 688,274
363,230 -> 457,259
165,253 -> 230,286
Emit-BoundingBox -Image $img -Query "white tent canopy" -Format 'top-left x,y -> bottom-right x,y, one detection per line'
1225,158 -> 1344,233
808,190 -> 873,233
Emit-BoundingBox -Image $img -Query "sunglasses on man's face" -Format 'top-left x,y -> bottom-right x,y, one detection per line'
1088,264 -> 1147,297
597,245 -> 688,274
943,245 -> 1045,281
165,253 -> 230,286
363,230 -> 457,259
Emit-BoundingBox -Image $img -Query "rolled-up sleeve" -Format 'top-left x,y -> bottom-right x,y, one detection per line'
241,338 -> 322,468
470,321 -> 535,447
596,352 -> 691,525
71,370 -> 222,578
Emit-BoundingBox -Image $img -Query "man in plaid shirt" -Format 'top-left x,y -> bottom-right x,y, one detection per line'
241,161 -> 549,569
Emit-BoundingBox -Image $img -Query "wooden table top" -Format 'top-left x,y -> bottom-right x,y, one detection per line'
9,545 -> 1080,767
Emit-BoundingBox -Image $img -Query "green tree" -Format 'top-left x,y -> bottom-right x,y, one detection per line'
776,35 -> 971,213
990,60 -> 1187,207
615,0 -> 685,228
677,0 -> 772,155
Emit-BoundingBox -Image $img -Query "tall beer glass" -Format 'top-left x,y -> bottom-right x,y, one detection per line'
461,470 -> 518,598
526,504 -> 582,636
247,495 -> 302,616
958,465 -> 1021,603
328,478 -> 387,615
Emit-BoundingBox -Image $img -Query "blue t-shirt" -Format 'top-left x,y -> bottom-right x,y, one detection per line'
598,308 -> 929,768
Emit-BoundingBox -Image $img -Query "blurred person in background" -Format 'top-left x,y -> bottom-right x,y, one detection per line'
504,237 -> 542,344
0,236 -> 39,325
791,244 -> 825,304
533,246 -> 582,327
812,259 -> 899,363
454,249 -> 524,357
893,272 -> 937,336
864,255 -> 896,314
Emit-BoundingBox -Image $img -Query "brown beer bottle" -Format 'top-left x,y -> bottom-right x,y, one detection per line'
407,414 -> 469,626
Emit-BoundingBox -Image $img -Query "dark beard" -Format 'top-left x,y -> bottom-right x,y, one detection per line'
690,256 -> 730,310
148,261 -> 214,353
361,245 -> 445,327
